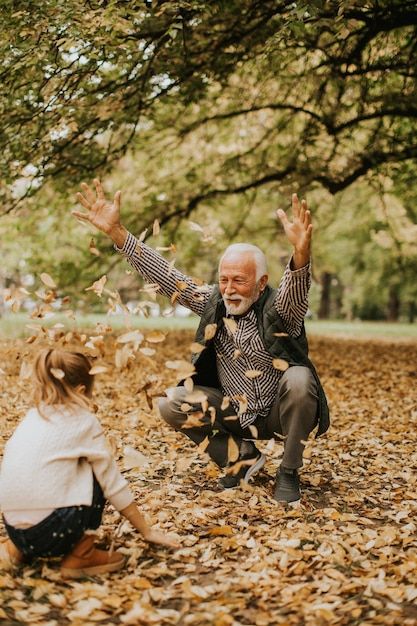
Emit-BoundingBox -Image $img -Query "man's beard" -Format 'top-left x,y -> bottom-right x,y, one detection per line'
223,285 -> 261,316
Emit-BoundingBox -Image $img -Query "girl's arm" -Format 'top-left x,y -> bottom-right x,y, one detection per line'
120,502 -> 180,548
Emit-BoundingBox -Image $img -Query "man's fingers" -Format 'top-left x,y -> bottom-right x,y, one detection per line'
75,192 -> 91,210
277,208 -> 289,227
114,190 -> 121,212
291,193 -> 300,219
93,178 -> 105,200
72,210 -> 90,222
80,183 -> 95,204
304,209 -> 311,228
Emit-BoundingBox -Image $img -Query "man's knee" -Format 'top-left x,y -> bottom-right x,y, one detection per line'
158,387 -> 188,427
279,366 -> 317,398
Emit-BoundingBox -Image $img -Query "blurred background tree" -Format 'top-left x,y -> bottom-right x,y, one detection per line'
1,0 -> 416,320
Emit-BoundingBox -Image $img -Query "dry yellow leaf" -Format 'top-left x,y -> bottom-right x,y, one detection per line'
88,365 -> 108,375
223,317 -> 237,334
85,275 -> 107,297
152,219 -> 160,236
204,323 -> 217,341
189,342 -> 205,354
227,436 -> 240,463
244,369 -> 263,379
50,368 -> 65,379
273,358 -> 289,371
89,238 -> 101,256
40,272 -> 57,289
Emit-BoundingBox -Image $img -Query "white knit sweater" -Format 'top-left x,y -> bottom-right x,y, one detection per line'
0,405 -> 134,520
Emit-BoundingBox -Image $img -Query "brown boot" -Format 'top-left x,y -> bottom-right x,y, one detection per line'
0,537 -> 24,570
60,534 -> 125,578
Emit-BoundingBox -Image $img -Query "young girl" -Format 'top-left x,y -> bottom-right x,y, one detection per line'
0,348 -> 179,578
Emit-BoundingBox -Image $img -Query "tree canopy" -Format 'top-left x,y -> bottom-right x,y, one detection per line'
1,0 -> 417,320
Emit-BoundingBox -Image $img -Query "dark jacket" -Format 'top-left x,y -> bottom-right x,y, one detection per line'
191,285 -> 330,437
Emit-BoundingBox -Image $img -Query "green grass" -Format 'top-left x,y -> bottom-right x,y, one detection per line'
0,312 -> 198,339
0,312 -> 416,340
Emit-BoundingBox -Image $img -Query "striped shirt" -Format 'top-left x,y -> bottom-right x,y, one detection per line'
117,232 -> 311,427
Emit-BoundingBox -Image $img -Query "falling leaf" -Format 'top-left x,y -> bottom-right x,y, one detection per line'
223,317 -> 237,334
248,424 -> 258,438
227,436 -> 240,463
204,323 -> 217,341
117,330 -> 144,345
50,368 -> 65,379
138,228 -> 148,242
176,280 -> 188,291
197,436 -> 210,453
272,358 -> 289,371
40,273 -> 57,289
189,342 -> 205,354
221,396 -> 230,410
85,275 -> 107,297
19,361 -> 32,380
245,369 -> 263,379
188,221 -> 204,233
88,365 -> 108,375
165,360 -> 196,380
89,238 -> 101,256
274,332 -> 289,337
152,219 -> 160,236
184,390 -> 208,404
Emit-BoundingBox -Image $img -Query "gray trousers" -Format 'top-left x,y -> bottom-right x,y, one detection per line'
158,366 -> 318,470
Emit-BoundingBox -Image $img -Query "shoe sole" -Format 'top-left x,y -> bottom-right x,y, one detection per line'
243,453 -> 266,483
61,557 -> 125,578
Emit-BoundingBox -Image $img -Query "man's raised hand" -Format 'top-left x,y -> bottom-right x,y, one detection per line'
277,193 -> 312,269
73,179 -> 127,247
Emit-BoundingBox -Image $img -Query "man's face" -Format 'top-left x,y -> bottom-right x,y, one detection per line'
219,252 -> 264,316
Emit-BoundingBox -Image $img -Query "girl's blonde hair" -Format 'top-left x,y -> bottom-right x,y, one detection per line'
33,348 -> 94,414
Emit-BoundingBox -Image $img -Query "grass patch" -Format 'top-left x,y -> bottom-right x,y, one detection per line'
0,313 -> 416,340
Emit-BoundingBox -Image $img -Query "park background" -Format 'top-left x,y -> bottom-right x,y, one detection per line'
0,2 -> 416,626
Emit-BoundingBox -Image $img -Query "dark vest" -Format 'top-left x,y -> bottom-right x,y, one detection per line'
192,285 -> 330,438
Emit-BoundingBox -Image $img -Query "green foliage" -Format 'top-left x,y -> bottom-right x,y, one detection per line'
1,0 -> 417,320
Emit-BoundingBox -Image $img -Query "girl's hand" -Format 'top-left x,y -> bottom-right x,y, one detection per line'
143,528 -> 180,549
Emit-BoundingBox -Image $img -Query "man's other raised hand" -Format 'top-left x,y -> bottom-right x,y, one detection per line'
73,179 -> 127,248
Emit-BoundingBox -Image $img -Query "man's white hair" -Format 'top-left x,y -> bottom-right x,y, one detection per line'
219,243 -> 268,281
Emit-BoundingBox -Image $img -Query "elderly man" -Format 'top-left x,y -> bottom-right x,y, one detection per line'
74,180 -> 329,504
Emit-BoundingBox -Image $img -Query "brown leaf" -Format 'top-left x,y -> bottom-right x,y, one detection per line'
85,275 -> 107,297
89,238 -> 101,256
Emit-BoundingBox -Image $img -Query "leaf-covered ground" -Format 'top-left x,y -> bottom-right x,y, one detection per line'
0,331 -> 416,626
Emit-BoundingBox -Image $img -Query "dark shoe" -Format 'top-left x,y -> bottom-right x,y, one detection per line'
274,466 -> 300,504
219,452 -> 266,489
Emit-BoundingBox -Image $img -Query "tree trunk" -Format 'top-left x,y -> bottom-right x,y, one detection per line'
318,272 -> 332,319
407,300 -> 416,324
387,285 -> 400,321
